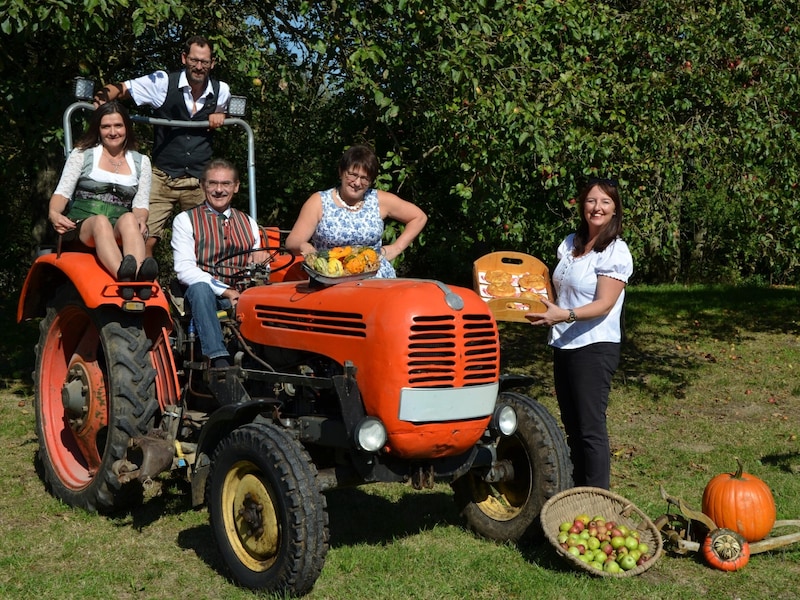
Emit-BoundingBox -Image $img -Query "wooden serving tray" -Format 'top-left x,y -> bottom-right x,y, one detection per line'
472,251 -> 554,323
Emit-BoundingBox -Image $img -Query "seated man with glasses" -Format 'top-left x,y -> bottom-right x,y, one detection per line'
172,158 -> 261,370
93,35 -> 232,258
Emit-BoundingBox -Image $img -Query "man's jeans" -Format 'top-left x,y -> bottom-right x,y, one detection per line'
184,282 -> 231,360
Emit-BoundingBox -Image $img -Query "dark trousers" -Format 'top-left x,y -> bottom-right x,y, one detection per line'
553,342 -> 621,490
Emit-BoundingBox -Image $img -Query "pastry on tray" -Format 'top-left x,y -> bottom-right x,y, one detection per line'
518,273 -> 546,290
486,282 -> 516,297
484,269 -> 513,284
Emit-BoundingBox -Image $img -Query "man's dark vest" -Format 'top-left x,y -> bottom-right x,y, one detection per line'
188,205 -> 257,288
152,71 -> 221,179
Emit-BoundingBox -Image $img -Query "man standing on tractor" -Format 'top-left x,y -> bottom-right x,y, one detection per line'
93,35 -> 232,257
171,158 -> 261,369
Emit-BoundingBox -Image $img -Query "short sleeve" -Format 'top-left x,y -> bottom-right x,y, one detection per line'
596,239 -> 634,283
556,234 -> 574,261
215,81 -> 232,113
126,71 -> 169,108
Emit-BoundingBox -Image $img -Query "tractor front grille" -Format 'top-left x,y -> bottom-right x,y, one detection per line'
253,305 -> 367,337
407,313 -> 499,387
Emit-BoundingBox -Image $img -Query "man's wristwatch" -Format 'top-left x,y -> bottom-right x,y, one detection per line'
566,309 -> 577,323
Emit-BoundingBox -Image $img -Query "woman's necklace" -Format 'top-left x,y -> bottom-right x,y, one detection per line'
104,149 -> 125,173
335,187 -> 364,212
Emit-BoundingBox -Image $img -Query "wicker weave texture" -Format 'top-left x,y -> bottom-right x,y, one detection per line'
540,486 -> 663,577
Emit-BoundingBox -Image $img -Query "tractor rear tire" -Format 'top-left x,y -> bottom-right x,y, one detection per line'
207,422 -> 329,595
34,284 -> 158,512
452,391 -> 572,542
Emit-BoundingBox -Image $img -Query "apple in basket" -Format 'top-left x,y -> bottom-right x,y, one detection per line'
556,514 -> 654,572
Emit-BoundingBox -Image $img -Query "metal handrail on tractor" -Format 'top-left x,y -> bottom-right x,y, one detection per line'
62,101 -> 258,221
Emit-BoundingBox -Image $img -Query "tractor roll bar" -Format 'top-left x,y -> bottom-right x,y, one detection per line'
62,101 -> 258,221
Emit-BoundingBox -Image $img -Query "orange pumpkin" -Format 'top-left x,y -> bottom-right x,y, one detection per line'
701,459 -> 776,542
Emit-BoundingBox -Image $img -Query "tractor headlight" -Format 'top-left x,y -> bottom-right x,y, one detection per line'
491,404 -> 517,437
354,417 -> 387,452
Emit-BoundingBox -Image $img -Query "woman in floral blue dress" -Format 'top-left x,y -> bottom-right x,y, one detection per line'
286,144 -> 427,278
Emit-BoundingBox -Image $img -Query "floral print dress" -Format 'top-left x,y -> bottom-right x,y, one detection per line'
311,188 -> 395,278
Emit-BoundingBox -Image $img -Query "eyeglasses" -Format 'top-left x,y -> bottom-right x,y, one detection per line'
186,56 -> 213,67
204,180 -> 236,189
344,171 -> 372,185
588,177 -> 619,188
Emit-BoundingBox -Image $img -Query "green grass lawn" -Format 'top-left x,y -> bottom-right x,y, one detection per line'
1,284 -> 799,599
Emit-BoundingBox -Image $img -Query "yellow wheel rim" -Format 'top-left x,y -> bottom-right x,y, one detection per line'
221,460 -> 280,571
472,437 -> 532,521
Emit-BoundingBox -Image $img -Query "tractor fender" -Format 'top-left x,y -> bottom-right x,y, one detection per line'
499,373 -> 536,392
17,251 -> 170,322
189,400 -> 280,507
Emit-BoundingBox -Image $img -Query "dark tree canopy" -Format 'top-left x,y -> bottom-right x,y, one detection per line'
2,0 -> 799,291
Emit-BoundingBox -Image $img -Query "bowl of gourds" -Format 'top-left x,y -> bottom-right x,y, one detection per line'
303,245 -> 380,284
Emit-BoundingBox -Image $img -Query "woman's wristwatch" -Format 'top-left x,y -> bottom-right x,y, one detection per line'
566,309 -> 577,323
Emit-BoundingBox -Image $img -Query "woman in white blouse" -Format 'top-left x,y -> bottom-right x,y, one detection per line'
48,101 -> 155,297
526,177 -> 634,490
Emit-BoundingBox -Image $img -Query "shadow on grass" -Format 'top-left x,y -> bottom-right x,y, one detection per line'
517,537 -> 577,574
324,485 -> 463,547
761,451 -> 800,473
123,482 -> 466,583
166,485 -> 467,588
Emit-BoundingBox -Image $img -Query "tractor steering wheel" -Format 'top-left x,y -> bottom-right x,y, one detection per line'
213,239 -> 296,288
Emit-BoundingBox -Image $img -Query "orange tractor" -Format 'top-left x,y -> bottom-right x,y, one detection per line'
17,101 -> 572,596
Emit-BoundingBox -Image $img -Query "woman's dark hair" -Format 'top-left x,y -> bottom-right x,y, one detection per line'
76,101 -> 137,152
339,144 -> 379,182
573,178 -> 623,256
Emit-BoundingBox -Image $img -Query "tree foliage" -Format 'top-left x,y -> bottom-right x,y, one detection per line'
1,0 -> 798,291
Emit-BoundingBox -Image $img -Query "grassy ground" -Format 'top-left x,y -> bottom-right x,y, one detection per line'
1,284 -> 799,599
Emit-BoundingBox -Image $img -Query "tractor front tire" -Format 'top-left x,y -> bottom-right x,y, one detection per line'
452,391 -> 572,542
207,422 -> 329,595
34,284 -> 158,512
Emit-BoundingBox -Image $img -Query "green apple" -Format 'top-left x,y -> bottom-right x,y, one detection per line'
619,554 -> 637,571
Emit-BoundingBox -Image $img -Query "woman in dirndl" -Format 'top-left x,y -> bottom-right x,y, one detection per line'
48,101 -> 156,294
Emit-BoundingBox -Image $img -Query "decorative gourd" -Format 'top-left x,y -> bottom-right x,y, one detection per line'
702,528 -> 750,571
305,246 -> 380,277
328,246 -> 352,259
360,248 -> 379,270
701,459 -> 776,542
343,253 -> 366,274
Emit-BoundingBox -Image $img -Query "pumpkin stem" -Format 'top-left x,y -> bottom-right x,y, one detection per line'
733,457 -> 744,479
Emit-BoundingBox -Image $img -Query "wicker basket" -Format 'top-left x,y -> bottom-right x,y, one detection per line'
540,486 -> 663,577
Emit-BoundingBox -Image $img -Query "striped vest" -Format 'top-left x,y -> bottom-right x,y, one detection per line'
188,205 -> 257,287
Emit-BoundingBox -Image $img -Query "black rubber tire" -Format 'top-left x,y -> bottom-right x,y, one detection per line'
34,284 -> 158,512
452,391 -> 573,542
207,422 -> 329,595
